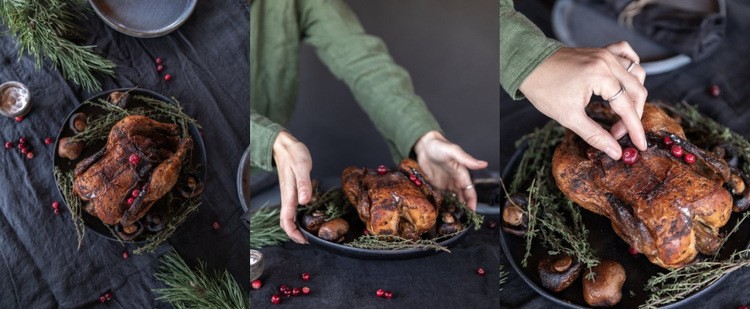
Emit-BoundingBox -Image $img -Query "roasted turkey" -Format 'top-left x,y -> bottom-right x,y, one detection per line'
73,115 -> 193,228
342,159 -> 441,240
552,103 -> 747,269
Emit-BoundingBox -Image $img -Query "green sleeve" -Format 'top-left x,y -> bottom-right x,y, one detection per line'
250,109 -> 286,171
298,0 -> 443,163
499,0 -> 564,100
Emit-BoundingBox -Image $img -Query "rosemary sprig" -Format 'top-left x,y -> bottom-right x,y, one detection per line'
153,250 -> 249,309
0,0 -> 115,91
53,166 -> 86,249
249,206 -> 289,249
134,195 -> 201,255
641,249 -> 750,308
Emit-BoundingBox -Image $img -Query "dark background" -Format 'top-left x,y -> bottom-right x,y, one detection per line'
286,0 -> 500,178
500,0 -> 750,308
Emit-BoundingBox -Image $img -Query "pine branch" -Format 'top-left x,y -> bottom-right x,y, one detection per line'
153,251 -> 249,309
249,206 -> 289,249
499,264 -> 509,292
0,0 -> 115,91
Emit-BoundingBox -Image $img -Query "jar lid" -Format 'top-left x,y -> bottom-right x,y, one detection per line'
0,81 -> 31,118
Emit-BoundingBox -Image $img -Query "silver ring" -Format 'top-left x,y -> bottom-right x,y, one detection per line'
463,184 -> 474,191
607,83 -> 626,102
626,60 -> 637,72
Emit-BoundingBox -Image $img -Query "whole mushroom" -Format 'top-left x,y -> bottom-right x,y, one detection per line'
538,254 -> 582,292
114,221 -> 145,241
58,137 -> 85,160
69,112 -> 88,134
582,260 -> 626,307
302,210 -> 326,234
317,218 -> 349,243
502,193 -> 529,236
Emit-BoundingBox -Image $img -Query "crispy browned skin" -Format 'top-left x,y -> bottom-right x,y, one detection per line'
341,159 -> 441,240
552,104 -> 732,269
73,115 -> 193,226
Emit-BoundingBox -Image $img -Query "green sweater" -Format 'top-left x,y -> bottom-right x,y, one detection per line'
250,0 -> 442,171
499,0 -> 564,100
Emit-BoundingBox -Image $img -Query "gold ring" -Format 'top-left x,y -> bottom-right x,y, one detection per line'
626,60 -> 637,72
607,83 -> 626,102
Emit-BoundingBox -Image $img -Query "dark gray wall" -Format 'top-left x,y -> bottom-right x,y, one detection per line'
286,0 -> 499,178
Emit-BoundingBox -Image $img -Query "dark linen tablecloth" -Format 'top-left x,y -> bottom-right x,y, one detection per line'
500,0 -> 750,308
0,1 -> 250,308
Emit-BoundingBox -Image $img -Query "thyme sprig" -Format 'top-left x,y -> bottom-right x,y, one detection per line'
53,166 -> 85,249
345,234 -> 452,252
641,249 -> 750,309
134,195 -> 201,255
0,0 -> 116,91
499,264 -> 509,292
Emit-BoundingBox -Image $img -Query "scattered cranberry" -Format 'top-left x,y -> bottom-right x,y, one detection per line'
44,137 -> 53,145
292,287 -> 301,296
157,65 -> 164,72
628,247 -> 639,255
4,142 -> 12,149
26,152 -> 34,159
663,136 -> 674,146
14,116 -> 23,122
709,84 -> 721,97
414,179 -> 422,187
52,201 -> 60,209
20,148 -> 28,155
251,279 -> 262,289
18,143 -> 26,150
155,57 -> 163,65
99,295 -> 107,303
301,272 -> 311,281
376,289 -> 385,298
476,267 -> 486,276
212,221 -> 221,230
122,251 -> 129,259
127,197 -> 134,205
54,208 -> 60,215
105,292 -> 112,301
18,137 -> 27,144
164,74 -> 172,81
376,165 -> 387,175
684,153 -> 696,164
384,290 -> 394,299
283,289 -> 292,297
271,294 -> 282,304
671,145 -> 684,158
737,305 -> 748,309
279,285 -> 290,293
301,287 -> 311,295
129,154 -> 140,165
621,147 -> 639,165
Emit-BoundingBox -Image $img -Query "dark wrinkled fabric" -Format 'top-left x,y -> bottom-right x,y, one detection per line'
500,0 -> 750,308
0,1 -> 250,308
581,0 -> 726,61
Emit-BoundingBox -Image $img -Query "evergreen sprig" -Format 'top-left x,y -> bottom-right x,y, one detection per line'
249,206 -> 289,249
153,251 -> 249,309
499,264 -> 509,292
0,0 -> 115,91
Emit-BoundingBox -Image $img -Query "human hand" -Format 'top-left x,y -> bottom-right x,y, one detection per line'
272,131 -> 313,244
413,131 -> 488,210
518,41 -> 648,160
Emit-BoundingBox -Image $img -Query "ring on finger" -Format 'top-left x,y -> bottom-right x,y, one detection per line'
626,60 -> 638,73
463,184 -> 474,191
607,82 -> 626,102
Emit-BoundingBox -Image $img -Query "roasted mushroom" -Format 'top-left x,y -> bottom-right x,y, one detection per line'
437,212 -> 463,236
108,91 -> 129,108
69,112 -> 88,134
115,221 -> 145,241
302,210 -> 326,234
582,260 -> 626,307
318,218 -> 349,243
57,137 -> 85,160
502,193 -> 529,236
146,211 -> 166,233
538,254 -> 583,292
176,173 -> 205,199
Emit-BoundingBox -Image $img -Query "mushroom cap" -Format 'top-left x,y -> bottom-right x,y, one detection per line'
582,260 -> 626,307
538,254 -> 582,292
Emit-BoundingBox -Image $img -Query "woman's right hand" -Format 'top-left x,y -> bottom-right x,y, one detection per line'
272,131 -> 313,244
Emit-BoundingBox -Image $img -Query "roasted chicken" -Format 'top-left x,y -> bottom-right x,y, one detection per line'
73,115 -> 193,228
552,103 -> 745,269
342,159 -> 441,240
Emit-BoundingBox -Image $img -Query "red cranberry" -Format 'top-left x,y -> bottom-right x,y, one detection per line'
684,153 -> 696,164
671,145 -> 684,158
127,197 -> 134,205
414,179 -> 422,186
376,289 -> 385,298
129,154 -> 140,165
54,208 -> 60,215
628,247 -> 639,255
4,142 -> 12,149
212,221 -> 221,230
105,292 -> 112,300
164,74 -> 172,81
476,267 -> 486,276
20,148 -> 28,154
384,290 -> 394,299
18,143 -> 26,150
302,286 -> 311,295
292,287 -> 301,296
376,165 -> 387,175
157,65 -> 164,72
44,137 -> 53,145
14,116 -> 23,122
99,295 -> 106,303
737,305 -> 748,309
409,174 -> 417,181
52,201 -> 60,209
132,189 -> 140,197
26,152 -> 34,159
271,294 -> 282,304
663,136 -> 674,146
301,272 -> 311,281
709,84 -> 721,97
283,289 -> 292,297
622,147 -> 639,165
122,251 -> 129,259
155,57 -> 163,65
251,279 -> 262,289
18,137 -> 27,144
279,284 -> 290,293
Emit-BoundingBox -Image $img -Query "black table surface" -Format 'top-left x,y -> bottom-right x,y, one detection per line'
500,0 -> 750,308
0,1 -> 250,308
